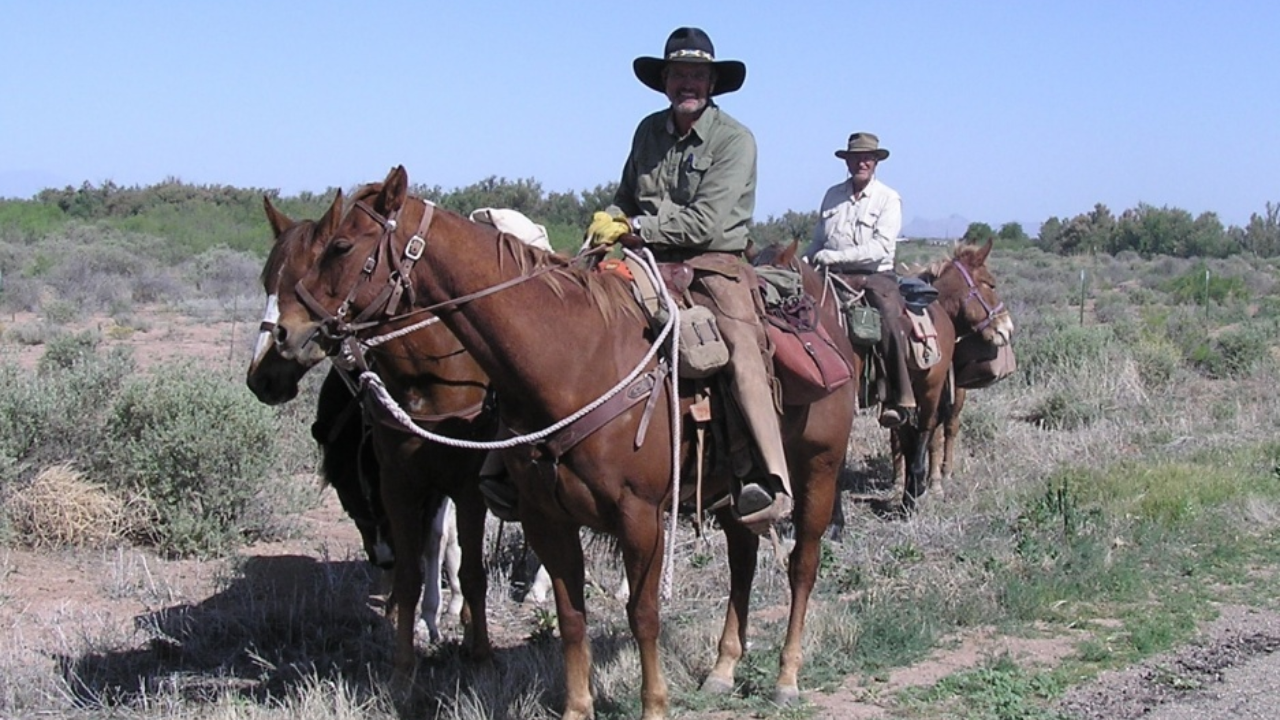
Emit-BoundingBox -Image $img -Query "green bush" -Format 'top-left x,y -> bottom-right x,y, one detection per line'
1027,391 -> 1104,430
1190,325 -> 1273,379
99,363 -> 283,556
0,347 -> 134,474
1130,336 -> 1181,389
1015,322 -> 1116,386
36,330 -> 101,374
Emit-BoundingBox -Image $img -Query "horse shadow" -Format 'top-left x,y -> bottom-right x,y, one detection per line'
57,554 -> 389,708
55,553 -> 632,718
829,451 -> 900,538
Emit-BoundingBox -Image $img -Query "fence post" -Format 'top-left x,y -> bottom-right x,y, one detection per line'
1079,269 -> 1086,325
1203,269 -> 1210,324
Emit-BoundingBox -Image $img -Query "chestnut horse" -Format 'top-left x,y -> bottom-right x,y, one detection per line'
272,165 -> 856,720
246,195 -> 489,651
905,239 -> 1012,503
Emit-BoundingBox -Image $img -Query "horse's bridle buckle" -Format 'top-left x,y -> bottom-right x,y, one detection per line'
405,234 -> 426,261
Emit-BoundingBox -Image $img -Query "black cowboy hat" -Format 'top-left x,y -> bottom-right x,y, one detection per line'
633,27 -> 746,96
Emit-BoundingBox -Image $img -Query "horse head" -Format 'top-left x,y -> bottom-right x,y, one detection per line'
271,167 -> 424,366
927,238 -> 1014,346
246,191 -> 344,404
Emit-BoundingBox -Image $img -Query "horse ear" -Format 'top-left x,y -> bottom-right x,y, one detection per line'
317,189 -> 345,241
263,195 -> 294,239
378,165 -> 410,215
976,237 -> 993,265
779,239 -> 799,266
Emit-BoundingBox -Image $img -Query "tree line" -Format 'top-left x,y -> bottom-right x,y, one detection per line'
4,178 -> 1278,260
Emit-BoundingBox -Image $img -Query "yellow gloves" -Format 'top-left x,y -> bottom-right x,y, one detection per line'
585,210 -> 632,247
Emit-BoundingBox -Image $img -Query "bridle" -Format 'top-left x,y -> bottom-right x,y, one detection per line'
290,195 -> 557,368
952,259 -> 1006,334
293,199 -> 436,350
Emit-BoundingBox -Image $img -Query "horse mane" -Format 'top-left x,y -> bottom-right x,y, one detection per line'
913,241 -> 986,282
490,230 -> 643,325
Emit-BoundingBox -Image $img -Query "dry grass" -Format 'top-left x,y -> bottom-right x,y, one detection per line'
4,464 -> 143,549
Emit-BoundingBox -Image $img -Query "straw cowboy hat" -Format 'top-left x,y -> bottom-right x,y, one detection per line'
835,132 -> 890,161
633,27 -> 746,96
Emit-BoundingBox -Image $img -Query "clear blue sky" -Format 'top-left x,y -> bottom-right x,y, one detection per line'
2,1 -> 1276,233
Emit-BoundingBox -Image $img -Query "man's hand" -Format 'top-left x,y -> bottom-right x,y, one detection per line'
585,211 -> 632,247
813,249 -> 841,266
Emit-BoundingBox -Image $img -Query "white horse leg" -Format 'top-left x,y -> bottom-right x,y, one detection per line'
528,564 -> 552,604
440,498 -> 463,618
416,498 -> 447,643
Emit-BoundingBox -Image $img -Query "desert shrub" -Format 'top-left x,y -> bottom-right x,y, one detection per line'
1092,291 -> 1134,326
1255,294 -> 1280,320
130,269 -> 187,304
0,275 -> 41,313
4,321 -> 53,346
1015,322 -> 1116,386
0,346 -> 134,471
36,329 -> 102,374
1160,263 -> 1247,305
99,362 -> 285,556
41,298 -> 77,324
183,245 -> 260,302
1026,391 -> 1104,430
1129,336 -> 1181,389
1189,324 -> 1274,379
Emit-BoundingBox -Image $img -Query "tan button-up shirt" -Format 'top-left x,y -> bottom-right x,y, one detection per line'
803,176 -> 902,273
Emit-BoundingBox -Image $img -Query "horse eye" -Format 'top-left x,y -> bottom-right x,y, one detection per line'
328,238 -> 353,256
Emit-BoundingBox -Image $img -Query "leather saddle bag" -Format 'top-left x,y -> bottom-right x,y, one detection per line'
764,293 -> 853,406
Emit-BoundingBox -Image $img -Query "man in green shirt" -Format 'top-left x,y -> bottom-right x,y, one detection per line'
586,27 -> 790,531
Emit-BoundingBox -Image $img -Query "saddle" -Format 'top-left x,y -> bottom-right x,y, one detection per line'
755,266 -> 853,405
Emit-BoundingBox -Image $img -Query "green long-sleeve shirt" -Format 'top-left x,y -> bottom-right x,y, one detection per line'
613,103 -> 756,253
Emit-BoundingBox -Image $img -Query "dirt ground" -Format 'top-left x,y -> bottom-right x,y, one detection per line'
7,501 -> 1280,719
5,309 -> 1280,718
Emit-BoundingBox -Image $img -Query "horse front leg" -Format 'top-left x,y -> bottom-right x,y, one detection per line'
939,388 -> 967,497
775,453 -> 839,705
524,518 -> 593,720
702,507 -> 760,696
618,502 -> 670,720
901,425 -> 930,512
382,478 -> 430,681
451,482 -> 492,660
927,423 -> 946,500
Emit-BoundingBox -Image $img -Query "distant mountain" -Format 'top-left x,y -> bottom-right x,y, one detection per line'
902,214 -> 970,241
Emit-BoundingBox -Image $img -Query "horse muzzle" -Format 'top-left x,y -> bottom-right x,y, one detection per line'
272,320 -> 331,366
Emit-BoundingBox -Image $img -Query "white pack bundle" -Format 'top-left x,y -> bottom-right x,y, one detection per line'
468,207 -> 552,251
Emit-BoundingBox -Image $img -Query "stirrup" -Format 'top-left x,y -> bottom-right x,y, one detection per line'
735,493 -> 792,535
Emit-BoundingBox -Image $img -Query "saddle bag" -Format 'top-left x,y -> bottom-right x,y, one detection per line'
764,294 -> 853,406
677,304 -> 730,379
905,309 -> 942,370
844,303 -> 882,346
954,335 -> 1017,389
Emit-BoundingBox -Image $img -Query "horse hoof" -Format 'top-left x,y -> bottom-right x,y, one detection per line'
773,685 -> 801,706
700,676 -> 735,696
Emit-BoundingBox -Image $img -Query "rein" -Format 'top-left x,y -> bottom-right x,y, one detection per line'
952,259 -> 1006,334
